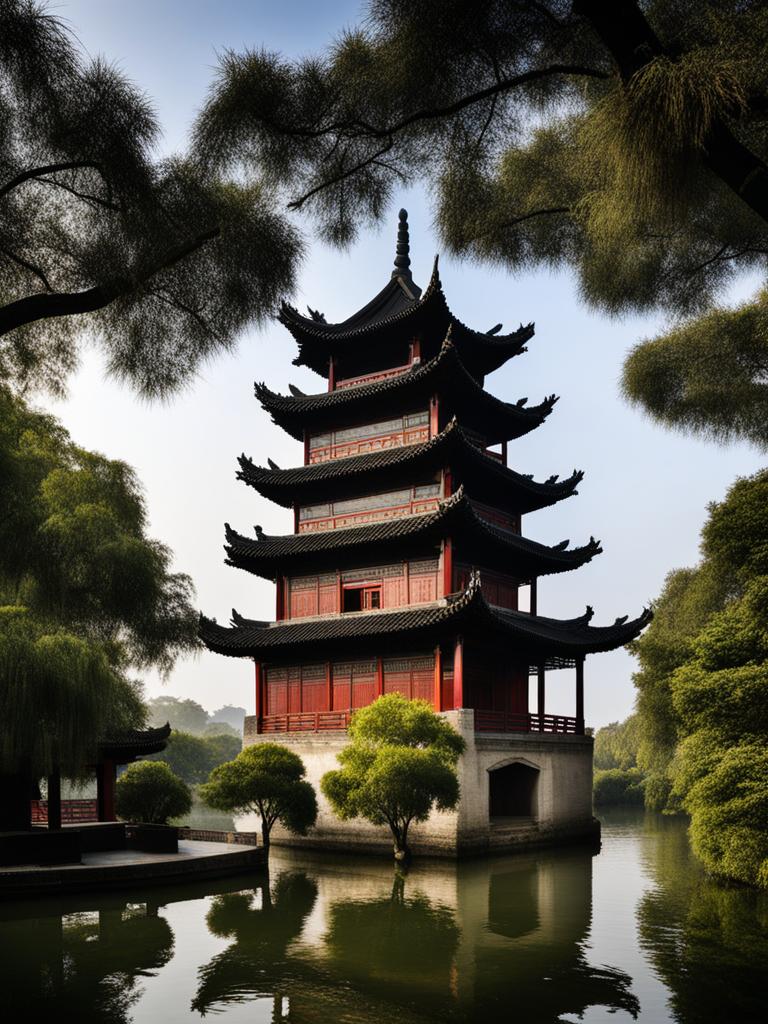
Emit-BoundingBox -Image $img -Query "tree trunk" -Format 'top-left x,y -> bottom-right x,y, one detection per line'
261,818 -> 271,853
392,821 -> 411,863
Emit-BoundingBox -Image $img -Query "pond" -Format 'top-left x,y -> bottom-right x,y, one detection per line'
1,810 -> 766,1023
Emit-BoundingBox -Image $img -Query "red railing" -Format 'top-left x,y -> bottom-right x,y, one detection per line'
261,711 -> 351,734
31,798 -> 98,823
474,711 -> 582,735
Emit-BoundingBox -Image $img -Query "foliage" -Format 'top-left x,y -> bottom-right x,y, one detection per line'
0,605 -> 143,780
194,0 -> 768,447
0,387 -> 199,674
146,695 -> 209,734
593,768 -> 645,807
0,0 -> 301,398
632,469 -> 768,885
0,387 -> 198,806
321,694 -> 465,860
204,721 -> 240,739
145,729 -> 241,784
209,705 -> 246,733
115,759 -> 192,824
593,715 -> 641,770
200,743 -> 317,849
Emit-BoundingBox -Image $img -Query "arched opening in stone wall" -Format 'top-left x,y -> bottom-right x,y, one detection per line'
488,762 -> 539,820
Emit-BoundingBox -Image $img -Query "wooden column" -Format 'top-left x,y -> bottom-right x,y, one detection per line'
47,766 -> 61,830
576,656 -> 585,734
537,663 -> 546,724
96,760 -> 116,822
433,645 -> 442,711
442,537 -> 453,597
254,661 -> 263,733
452,635 -> 464,710
326,661 -> 333,712
430,394 -> 439,437
328,356 -> 336,392
376,655 -> 384,698
275,578 -> 285,621
303,430 -> 310,466
530,577 -> 538,615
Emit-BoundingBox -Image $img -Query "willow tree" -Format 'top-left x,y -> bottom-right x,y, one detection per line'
0,0 -> 301,398
0,386 -> 199,828
194,0 -> 768,446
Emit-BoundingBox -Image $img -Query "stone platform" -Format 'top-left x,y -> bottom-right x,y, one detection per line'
0,839 -> 266,899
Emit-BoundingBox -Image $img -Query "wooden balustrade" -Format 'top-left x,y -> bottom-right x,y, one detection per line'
474,711 -> 581,735
31,799 -> 98,823
261,711 -> 351,734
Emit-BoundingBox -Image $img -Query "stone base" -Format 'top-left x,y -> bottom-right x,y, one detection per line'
242,709 -> 597,858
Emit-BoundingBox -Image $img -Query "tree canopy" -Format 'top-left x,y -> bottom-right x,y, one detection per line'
194,0 -> 768,446
200,743 -> 317,850
0,0 -> 301,398
631,470 -> 768,886
146,729 -> 241,785
146,695 -> 209,734
115,759 -> 192,825
321,694 -> 465,860
0,385 -> 198,824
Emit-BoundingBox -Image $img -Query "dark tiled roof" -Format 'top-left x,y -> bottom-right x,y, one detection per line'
279,258 -> 534,379
98,723 -> 171,761
255,336 -> 557,443
237,419 -> 582,513
199,572 -> 651,662
224,487 -> 601,581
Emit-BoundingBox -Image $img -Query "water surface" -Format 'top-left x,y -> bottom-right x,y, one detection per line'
1,810 -> 766,1023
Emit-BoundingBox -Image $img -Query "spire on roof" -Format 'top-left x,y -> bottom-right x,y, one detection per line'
392,208 -> 412,280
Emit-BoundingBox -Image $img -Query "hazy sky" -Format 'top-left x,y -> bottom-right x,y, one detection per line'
44,1 -> 763,727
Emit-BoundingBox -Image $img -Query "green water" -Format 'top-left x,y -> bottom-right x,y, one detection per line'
1,810 -> 767,1023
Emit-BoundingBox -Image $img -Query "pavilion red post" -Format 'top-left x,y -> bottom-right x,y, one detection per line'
575,656 -> 585,735
537,663 -> 546,727
96,760 -> 116,821
254,660 -> 263,734
453,635 -> 464,710
47,766 -> 62,830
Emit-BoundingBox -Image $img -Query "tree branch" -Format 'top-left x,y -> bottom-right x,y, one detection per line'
574,0 -> 768,227
0,227 -> 219,337
36,176 -> 121,212
288,141 -> 394,210
496,206 -> 570,230
0,161 -> 103,200
0,245 -> 54,292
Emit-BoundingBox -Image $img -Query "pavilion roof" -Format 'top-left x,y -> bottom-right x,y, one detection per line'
255,336 -> 557,444
237,418 -> 582,514
199,572 -> 650,667
98,723 -> 171,763
223,487 -> 601,581
279,257 -> 534,381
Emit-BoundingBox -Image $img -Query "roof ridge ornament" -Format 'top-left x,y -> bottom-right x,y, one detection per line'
392,208 -> 412,280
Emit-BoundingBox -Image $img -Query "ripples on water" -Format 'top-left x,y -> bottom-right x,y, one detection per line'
1,810 -> 766,1023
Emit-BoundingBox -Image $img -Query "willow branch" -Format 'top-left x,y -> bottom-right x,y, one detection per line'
0,227 -> 219,336
0,161 -> 103,199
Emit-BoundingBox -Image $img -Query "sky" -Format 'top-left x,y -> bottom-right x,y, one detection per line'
41,1 -> 764,728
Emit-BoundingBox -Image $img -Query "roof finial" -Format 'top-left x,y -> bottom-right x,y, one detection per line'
392,208 -> 412,279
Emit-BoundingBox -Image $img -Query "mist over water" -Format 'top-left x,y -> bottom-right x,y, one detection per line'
2,811 -> 766,1023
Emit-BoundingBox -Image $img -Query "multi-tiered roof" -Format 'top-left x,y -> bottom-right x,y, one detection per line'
200,210 -> 648,690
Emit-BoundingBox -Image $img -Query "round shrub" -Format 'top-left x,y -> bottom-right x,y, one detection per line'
115,760 -> 192,824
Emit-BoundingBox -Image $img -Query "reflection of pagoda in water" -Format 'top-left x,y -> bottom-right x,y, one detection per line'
190,848 -> 639,1023
200,210 -> 650,854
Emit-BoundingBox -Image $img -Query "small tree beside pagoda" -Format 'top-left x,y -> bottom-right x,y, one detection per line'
200,744 -> 317,852
115,761 -> 192,825
321,694 -> 466,862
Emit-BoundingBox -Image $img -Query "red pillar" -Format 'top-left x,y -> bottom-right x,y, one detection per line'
452,636 -> 464,710
254,661 -> 263,733
442,537 -> 453,596
576,656 -> 585,734
537,663 -> 546,725
303,430 -> 310,466
326,661 -> 333,712
430,394 -> 439,437
328,356 -> 336,392
96,760 -> 116,821
376,655 -> 384,698
433,644 -> 442,711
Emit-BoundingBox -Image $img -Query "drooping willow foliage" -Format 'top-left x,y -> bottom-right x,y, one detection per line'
0,386 -> 199,779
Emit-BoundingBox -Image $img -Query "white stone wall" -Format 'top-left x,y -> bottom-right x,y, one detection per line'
242,710 -> 597,857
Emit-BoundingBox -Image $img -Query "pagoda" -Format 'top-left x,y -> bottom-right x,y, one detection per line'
200,210 -> 650,855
